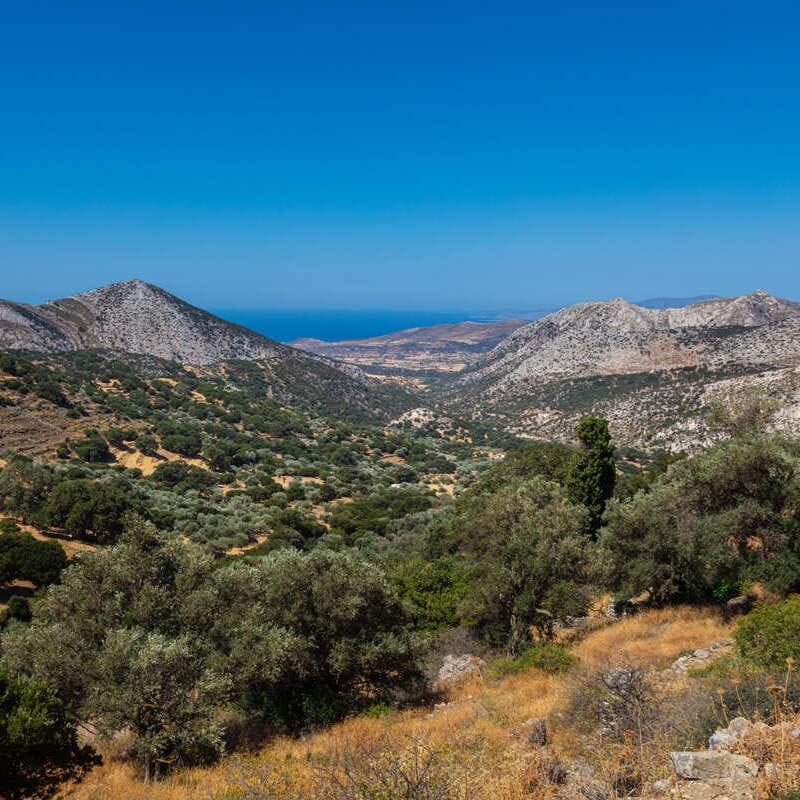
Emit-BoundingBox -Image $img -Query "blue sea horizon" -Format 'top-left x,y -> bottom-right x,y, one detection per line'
211,308 -> 550,343
210,295 -> 718,344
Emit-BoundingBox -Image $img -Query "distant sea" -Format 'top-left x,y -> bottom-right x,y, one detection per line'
211,309 -> 550,343
212,296 -> 716,343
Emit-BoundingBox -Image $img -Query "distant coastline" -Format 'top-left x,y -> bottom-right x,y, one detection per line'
212,296 -> 720,343
211,308 -> 551,343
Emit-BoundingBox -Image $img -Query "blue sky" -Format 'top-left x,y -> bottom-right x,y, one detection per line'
1,1 -> 799,309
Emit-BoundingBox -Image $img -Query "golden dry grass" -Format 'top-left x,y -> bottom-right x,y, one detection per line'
58,606 -> 733,800
110,446 -> 209,476
573,606 -> 733,671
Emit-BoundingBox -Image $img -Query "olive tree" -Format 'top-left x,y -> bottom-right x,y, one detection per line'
1,520 -> 422,776
454,476 -> 591,652
596,434 -> 800,604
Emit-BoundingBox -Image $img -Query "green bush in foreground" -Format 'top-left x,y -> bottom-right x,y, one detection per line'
0,668 -> 86,796
491,643 -> 575,678
735,595 -> 800,667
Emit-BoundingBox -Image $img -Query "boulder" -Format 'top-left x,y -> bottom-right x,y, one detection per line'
725,595 -> 752,618
435,654 -> 486,689
708,717 -> 752,750
670,751 -> 758,781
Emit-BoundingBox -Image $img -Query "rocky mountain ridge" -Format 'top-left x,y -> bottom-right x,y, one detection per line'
0,280 -> 419,422
0,280 -> 287,364
461,291 -> 800,389
448,291 -> 800,449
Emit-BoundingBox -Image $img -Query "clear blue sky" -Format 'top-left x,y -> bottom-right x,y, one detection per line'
2,1 -> 799,309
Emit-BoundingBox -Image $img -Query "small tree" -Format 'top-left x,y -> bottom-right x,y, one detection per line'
91,629 -> 230,782
566,417 -> 616,532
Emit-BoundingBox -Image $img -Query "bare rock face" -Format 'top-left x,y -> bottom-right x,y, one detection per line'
668,751 -> 758,800
670,751 -> 759,782
0,280 -> 285,364
463,291 -> 800,389
435,654 -> 486,689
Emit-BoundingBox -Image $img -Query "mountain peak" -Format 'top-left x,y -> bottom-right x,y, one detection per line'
1,280 -> 285,364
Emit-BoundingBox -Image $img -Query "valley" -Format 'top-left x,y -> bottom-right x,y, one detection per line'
3,281 -> 800,800
290,319 -> 527,385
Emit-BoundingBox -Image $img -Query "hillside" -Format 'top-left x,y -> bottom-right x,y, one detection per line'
0,280 -> 421,422
291,319 -> 526,386
451,291 -> 800,448
0,280 -> 290,363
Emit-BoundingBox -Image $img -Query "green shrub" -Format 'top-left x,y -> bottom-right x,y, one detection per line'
72,430 -> 110,463
0,532 -> 67,585
3,596 -> 32,624
491,643 -> 575,677
597,435 -> 800,604
0,668 -> 86,794
135,434 -> 159,457
735,595 -> 800,667
0,519 -> 20,534
391,556 -> 468,633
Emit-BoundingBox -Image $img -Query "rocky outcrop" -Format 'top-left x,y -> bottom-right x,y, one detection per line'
667,640 -> 735,675
666,716 -> 800,800
668,750 -> 758,799
435,654 -> 487,689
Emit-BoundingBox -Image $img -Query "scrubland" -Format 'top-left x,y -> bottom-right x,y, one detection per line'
60,607 -> 733,800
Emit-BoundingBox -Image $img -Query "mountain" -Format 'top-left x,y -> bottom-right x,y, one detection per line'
0,280 -> 418,421
453,291 -> 800,448
0,280 -> 287,364
290,319 -> 526,386
462,291 -> 800,386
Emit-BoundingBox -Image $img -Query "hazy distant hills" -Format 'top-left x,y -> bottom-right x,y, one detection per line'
635,294 -> 718,309
291,320 -> 526,383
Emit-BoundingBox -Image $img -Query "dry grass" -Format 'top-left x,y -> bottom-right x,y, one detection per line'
0,513 -> 96,559
573,606 -> 732,671
110,446 -> 208,476
273,475 -> 324,489
56,606 -> 733,800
